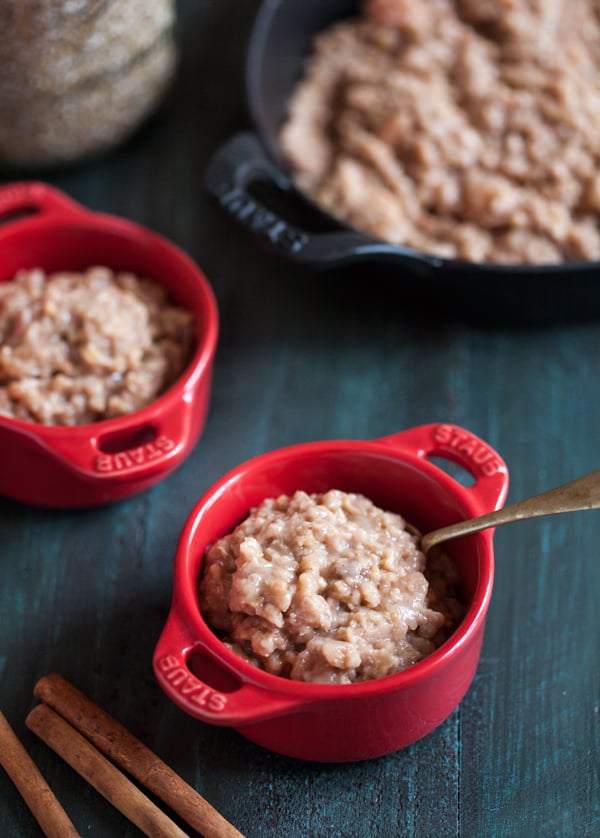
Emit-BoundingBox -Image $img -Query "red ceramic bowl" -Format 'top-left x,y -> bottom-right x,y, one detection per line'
154,423 -> 509,762
0,182 -> 218,508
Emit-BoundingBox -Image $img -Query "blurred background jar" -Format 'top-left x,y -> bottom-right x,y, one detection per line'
0,0 -> 177,169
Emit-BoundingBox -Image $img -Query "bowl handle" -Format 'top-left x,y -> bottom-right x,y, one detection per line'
0,181 -> 83,223
204,132 -> 443,270
377,423 -> 509,513
153,609 -> 308,725
31,395 -> 197,484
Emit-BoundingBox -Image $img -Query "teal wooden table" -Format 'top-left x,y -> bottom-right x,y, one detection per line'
1,2 -> 598,836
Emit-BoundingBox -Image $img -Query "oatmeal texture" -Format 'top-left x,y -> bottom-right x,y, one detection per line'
280,0 -> 600,264
199,490 -> 463,684
0,266 -> 193,425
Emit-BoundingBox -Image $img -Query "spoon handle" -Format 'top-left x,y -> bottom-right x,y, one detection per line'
421,468 -> 600,553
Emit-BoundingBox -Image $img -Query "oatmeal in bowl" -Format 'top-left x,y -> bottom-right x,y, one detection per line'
199,489 -> 464,685
0,266 -> 194,426
0,181 -> 218,508
205,0 -> 600,321
154,423 -> 508,761
280,0 -> 600,265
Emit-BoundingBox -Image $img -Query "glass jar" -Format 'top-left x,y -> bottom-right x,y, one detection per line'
0,0 -> 177,168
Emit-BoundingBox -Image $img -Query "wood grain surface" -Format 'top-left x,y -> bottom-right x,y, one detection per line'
1,2 -> 599,836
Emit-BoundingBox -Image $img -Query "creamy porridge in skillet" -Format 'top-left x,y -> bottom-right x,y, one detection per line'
199,490 -> 463,684
281,0 -> 600,264
0,266 -> 193,425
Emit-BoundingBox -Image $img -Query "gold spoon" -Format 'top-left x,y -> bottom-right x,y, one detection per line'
415,468 -> 600,555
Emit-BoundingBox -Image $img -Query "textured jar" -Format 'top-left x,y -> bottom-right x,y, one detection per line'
0,0 -> 177,168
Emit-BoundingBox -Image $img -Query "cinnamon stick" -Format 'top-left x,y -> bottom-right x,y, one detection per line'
0,710 -> 79,838
26,704 -> 190,838
34,674 -> 245,838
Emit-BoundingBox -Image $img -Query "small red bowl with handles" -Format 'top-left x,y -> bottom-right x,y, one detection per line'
154,422 -> 509,762
0,182 -> 218,508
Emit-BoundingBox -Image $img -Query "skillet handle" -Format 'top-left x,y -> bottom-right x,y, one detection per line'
204,132 -> 442,270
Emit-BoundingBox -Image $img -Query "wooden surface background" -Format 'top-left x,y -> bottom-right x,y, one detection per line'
1,2 -> 598,835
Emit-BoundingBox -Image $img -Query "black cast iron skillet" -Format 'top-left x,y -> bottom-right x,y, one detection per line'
204,0 -> 600,323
